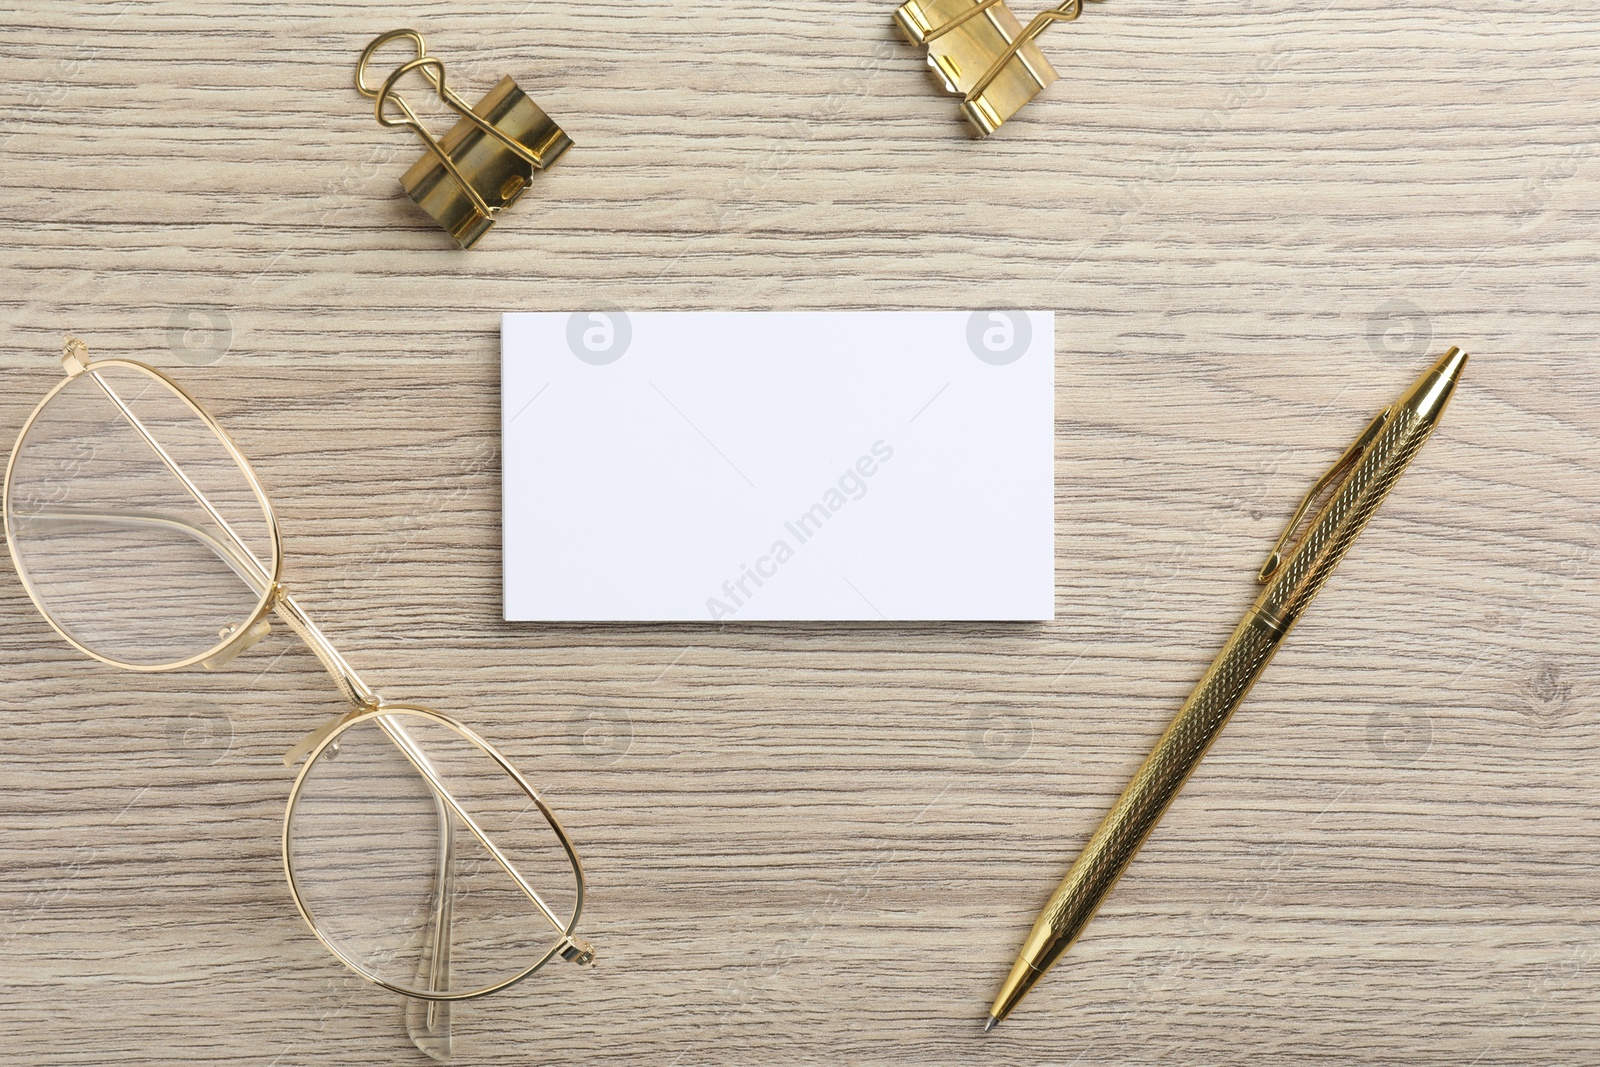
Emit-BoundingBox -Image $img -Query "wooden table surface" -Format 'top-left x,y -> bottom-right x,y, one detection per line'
2,2 -> 1597,1064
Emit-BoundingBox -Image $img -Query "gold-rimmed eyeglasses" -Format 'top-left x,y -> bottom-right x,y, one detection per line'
2,339 -> 593,1060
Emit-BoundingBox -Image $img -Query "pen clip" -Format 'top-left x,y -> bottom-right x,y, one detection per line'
1257,406 -> 1391,583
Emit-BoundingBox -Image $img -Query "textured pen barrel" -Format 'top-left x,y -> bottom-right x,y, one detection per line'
1006,607 -> 1286,989
1008,399 -> 1430,990
992,350 -> 1465,1023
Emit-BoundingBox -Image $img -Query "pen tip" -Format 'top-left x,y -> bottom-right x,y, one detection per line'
983,1016 -> 999,1034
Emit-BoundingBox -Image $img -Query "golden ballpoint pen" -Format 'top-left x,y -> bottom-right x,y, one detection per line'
986,348 -> 1468,1032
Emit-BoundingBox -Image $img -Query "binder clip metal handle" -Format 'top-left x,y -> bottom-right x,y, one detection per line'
894,0 -> 1102,135
356,29 -> 573,248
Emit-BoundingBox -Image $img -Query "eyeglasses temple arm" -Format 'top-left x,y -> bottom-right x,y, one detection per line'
21,506 -> 265,594
376,714 -> 591,957
17,505 -> 379,716
405,794 -> 454,1058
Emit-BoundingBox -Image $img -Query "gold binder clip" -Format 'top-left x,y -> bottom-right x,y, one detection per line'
893,0 -> 1100,135
355,29 -> 573,248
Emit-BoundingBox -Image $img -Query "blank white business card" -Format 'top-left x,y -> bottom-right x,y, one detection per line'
502,311 -> 1053,621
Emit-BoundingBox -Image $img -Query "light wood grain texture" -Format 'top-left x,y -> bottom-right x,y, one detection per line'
1,1 -> 1597,1064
